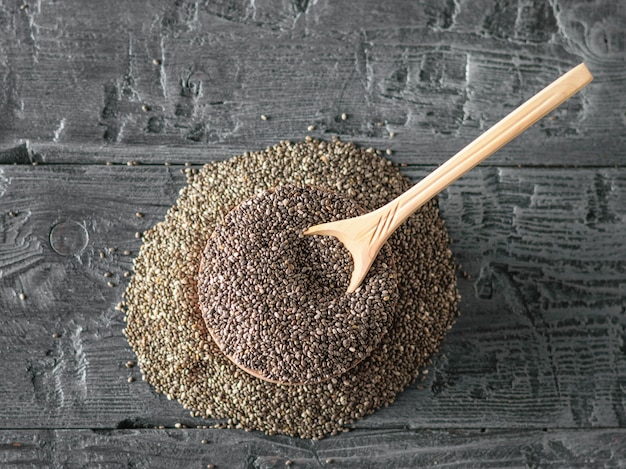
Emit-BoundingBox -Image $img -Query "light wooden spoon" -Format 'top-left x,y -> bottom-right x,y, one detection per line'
305,63 -> 593,293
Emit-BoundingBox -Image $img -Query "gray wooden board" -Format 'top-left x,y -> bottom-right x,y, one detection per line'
1,0 -> 625,466
0,0 -> 624,166
1,428 -> 625,468
0,165 -> 624,434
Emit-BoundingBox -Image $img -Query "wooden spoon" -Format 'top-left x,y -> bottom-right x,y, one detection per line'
305,63 -> 593,293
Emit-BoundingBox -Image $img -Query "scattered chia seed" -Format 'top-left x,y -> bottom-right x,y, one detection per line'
123,138 -> 459,439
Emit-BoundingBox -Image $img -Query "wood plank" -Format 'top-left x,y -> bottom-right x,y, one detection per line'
1,165 -> 624,430
1,0 -> 624,465
0,166 -> 194,429
1,428 -> 625,468
0,0 -> 623,165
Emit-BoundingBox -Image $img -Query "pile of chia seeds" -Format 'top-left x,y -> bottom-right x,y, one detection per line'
123,138 -> 460,439
198,185 -> 398,384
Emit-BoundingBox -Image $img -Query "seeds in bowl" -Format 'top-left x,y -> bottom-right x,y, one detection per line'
198,185 -> 398,385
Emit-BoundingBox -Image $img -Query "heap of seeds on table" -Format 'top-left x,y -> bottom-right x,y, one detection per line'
123,138 -> 460,439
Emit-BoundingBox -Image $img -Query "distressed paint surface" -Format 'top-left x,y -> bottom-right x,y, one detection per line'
0,0 -> 623,165
1,165 -> 625,465
0,0 -> 625,466
1,428 -> 625,468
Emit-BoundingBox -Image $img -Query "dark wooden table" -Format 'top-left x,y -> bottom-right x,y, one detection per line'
1,0 -> 625,467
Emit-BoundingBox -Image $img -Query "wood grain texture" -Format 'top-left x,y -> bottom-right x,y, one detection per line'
0,0 -> 625,466
1,428 -> 625,468
0,0 -> 623,165
0,165 -> 624,433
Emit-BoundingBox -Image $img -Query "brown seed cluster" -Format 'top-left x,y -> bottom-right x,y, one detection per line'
198,185 -> 397,384
123,138 -> 459,439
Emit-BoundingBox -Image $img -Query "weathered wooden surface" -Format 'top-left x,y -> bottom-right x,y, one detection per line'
1,165 -> 625,465
0,0 -> 624,166
1,0 -> 625,466
2,428 -> 625,468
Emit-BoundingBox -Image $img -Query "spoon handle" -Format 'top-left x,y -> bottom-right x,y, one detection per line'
379,63 -> 593,236
306,63 -> 594,294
